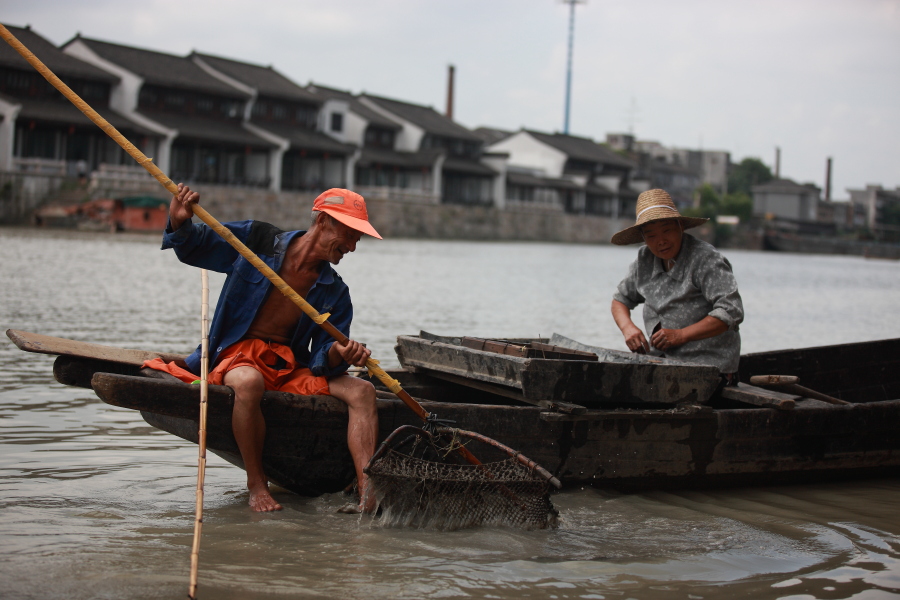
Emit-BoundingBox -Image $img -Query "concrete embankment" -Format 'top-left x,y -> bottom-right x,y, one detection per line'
200,186 -> 631,244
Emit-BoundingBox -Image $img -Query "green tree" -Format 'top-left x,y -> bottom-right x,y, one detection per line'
720,192 -> 753,222
882,201 -> 900,227
728,157 -> 773,195
683,183 -> 720,220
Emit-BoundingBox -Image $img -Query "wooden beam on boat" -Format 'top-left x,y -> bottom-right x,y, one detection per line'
415,367 -> 588,414
720,383 -> 796,410
7,329 -> 184,366
396,335 -> 721,407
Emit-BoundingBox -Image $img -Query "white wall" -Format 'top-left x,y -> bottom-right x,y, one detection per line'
486,131 -> 567,178
0,97 -> 22,171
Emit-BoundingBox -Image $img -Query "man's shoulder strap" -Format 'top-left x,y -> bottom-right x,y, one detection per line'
246,221 -> 285,257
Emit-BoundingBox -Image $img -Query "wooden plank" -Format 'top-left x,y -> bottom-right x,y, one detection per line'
7,329 -> 185,366
460,336 -> 599,361
720,383 -> 796,410
529,342 -> 598,360
414,367 -> 587,414
540,404 -> 713,422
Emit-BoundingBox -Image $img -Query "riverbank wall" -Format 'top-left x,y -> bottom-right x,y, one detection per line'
196,186 -> 632,244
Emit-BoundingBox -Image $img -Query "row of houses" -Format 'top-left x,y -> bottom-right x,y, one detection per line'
8,23 -> 892,234
0,24 -> 736,223
751,177 -> 900,235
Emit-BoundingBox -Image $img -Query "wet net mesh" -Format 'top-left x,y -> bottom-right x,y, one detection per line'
365,428 -> 558,530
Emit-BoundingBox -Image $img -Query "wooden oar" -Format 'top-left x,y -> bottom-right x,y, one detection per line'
749,375 -> 850,405
0,23 -> 481,466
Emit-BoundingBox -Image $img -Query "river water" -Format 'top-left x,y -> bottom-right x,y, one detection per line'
1,226 -> 899,600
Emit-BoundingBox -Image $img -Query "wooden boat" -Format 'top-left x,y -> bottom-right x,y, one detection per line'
7,329 -> 900,496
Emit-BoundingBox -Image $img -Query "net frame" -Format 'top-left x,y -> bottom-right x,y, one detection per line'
364,426 -> 559,530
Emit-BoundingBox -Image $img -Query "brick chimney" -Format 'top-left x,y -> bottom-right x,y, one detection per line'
446,64 -> 455,120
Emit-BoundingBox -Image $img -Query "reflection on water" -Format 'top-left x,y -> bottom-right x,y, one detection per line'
1,227 -> 899,599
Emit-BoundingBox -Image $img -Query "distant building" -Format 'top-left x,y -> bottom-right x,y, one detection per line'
62,34 -> 277,188
190,53 -> 353,192
359,94 -> 497,206
751,178 -> 821,222
486,129 -> 637,216
606,133 -> 730,207
847,185 -> 900,230
0,25 -> 156,175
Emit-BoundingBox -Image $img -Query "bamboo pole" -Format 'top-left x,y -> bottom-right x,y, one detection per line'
188,270 -> 210,599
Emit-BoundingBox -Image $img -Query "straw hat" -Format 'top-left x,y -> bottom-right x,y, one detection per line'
610,189 -> 708,245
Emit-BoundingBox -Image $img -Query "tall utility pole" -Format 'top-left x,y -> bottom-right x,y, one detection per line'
562,0 -> 586,135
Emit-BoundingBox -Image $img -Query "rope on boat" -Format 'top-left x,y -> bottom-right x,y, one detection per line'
188,270 -> 210,598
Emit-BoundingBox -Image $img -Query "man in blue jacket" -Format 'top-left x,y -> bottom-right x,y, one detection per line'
151,184 -> 381,513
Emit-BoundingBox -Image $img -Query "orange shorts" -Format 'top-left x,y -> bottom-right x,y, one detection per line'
142,339 -> 331,396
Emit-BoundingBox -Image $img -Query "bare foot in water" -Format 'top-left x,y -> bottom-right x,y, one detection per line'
248,484 -> 282,512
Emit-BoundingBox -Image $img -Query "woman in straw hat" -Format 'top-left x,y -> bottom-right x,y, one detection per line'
610,189 -> 744,380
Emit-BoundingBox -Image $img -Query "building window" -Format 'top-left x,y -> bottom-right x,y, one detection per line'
165,93 -> 186,108
272,104 -> 288,121
221,100 -> 241,119
295,105 -> 317,129
330,112 -> 343,133
196,97 -> 214,114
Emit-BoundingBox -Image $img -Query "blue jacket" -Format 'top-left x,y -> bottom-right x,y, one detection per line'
162,218 -> 352,378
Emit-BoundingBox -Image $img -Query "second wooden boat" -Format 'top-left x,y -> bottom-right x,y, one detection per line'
8,329 -> 900,495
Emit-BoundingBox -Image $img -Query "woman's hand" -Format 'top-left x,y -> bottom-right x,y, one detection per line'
650,327 -> 685,351
611,299 -> 649,354
652,316 -> 728,351
623,325 -> 650,354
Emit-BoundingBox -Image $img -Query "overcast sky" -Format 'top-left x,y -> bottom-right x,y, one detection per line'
5,0 -> 899,197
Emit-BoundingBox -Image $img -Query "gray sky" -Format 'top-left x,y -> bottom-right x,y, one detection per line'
5,0 -> 899,197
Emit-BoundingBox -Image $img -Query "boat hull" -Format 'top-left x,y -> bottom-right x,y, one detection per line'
24,331 -> 900,495
85,366 -> 900,496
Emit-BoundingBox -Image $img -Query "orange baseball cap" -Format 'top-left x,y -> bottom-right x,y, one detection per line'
312,188 -> 382,239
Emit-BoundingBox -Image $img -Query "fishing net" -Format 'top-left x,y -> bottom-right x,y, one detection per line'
364,426 -> 559,530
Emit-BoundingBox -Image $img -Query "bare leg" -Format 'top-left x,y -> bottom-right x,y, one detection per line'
327,375 -> 378,512
224,366 -> 282,512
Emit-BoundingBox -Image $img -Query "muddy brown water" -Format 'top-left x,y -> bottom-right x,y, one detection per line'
1,227 -> 899,599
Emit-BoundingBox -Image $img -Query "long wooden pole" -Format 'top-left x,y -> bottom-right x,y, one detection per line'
0,23 -> 480,465
188,270 -> 210,599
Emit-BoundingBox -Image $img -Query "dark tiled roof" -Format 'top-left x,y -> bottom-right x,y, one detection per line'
357,147 -> 442,168
250,121 -> 355,154
16,98 -> 157,135
192,53 -> 320,104
585,181 -> 615,197
137,111 -> 275,147
507,171 -> 579,190
0,25 -> 117,82
362,94 -> 481,141
69,37 -> 249,98
473,127 -> 514,145
307,84 -> 401,129
526,130 -> 636,169
752,178 -> 820,194
443,157 -> 496,176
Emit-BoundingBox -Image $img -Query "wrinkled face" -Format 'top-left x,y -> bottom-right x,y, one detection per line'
321,215 -> 362,264
641,219 -> 683,262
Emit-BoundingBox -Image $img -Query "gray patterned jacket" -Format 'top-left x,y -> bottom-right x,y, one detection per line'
613,234 -> 744,373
